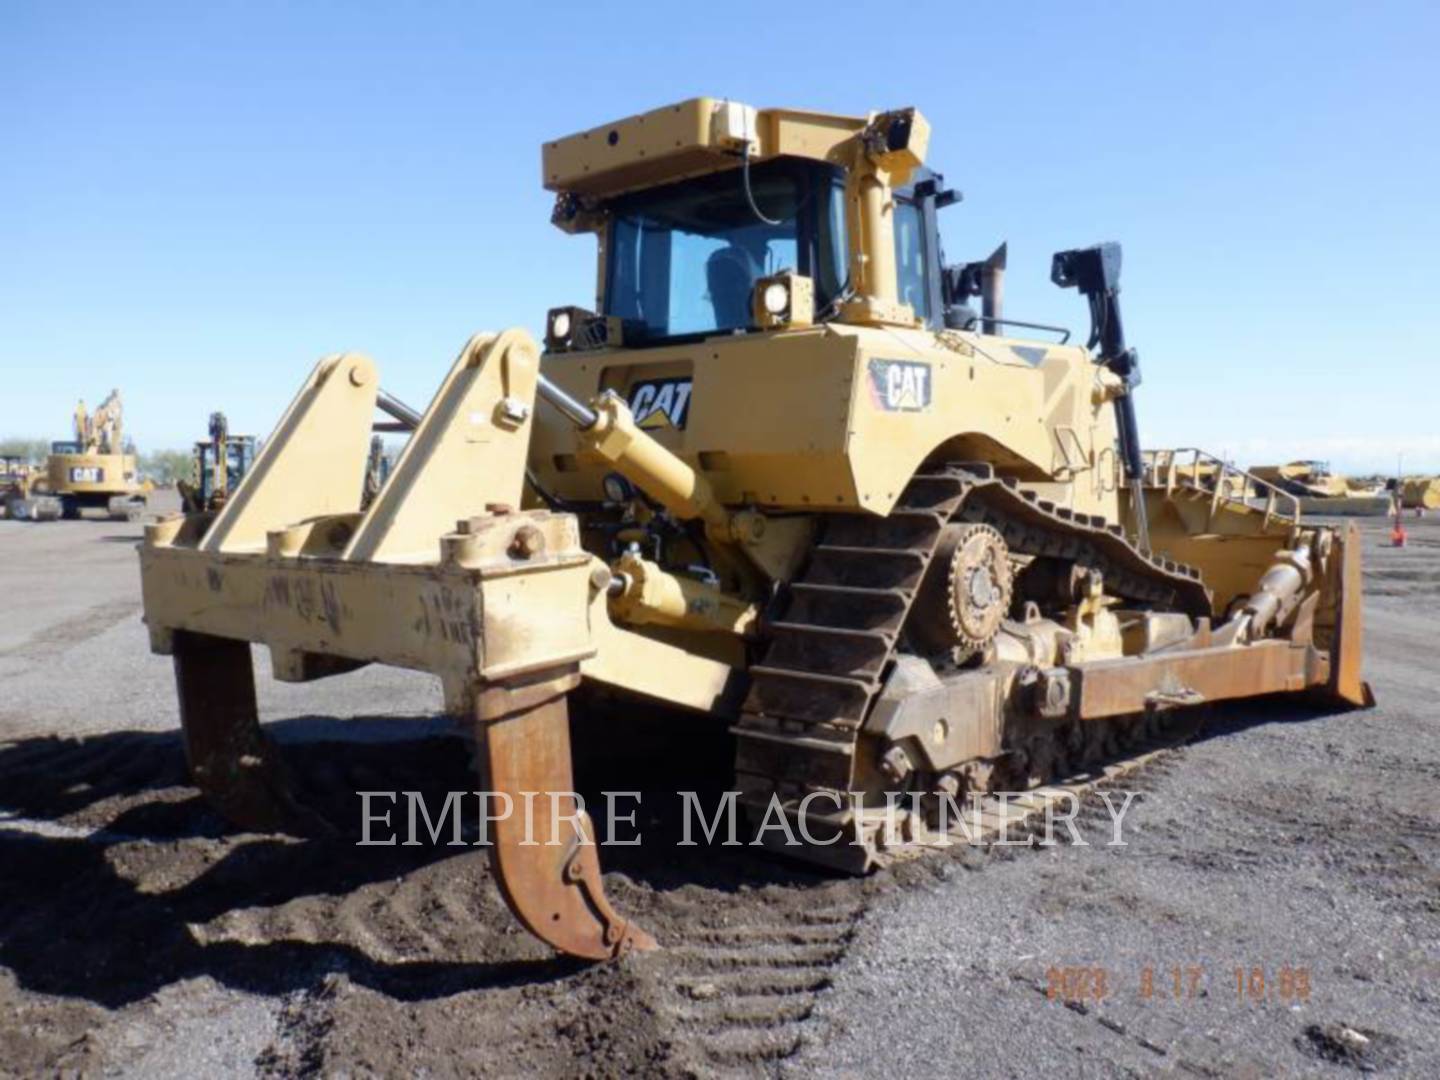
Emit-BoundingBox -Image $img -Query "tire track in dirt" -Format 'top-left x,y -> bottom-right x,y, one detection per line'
651,893 -> 865,1074
626,740 -> 1196,1077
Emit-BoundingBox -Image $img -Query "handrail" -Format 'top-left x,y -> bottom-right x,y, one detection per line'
956,315 -> 1072,344
1141,447 -> 1301,530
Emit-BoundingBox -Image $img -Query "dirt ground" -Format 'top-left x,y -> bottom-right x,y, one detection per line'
1,499 -> 1436,1077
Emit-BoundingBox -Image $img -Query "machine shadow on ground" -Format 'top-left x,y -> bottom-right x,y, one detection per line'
0,724 -> 596,1009
0,690 -> 1359,1011
0,702 -> 819,1009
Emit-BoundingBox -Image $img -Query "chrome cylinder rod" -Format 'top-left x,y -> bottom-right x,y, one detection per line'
537,372 -> 598,430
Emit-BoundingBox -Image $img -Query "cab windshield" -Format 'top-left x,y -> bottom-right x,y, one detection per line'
605,159 -> 847,343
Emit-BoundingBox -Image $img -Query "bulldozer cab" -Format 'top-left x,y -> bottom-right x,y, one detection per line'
544,100 -> 940,346
597,162 -> 951,344
601,158 -> 847,341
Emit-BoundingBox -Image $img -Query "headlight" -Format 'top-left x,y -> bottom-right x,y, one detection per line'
751,272 -> 815,330
762,281 -> 789,315
545,305 -> 597,352
602,472 -> 633,504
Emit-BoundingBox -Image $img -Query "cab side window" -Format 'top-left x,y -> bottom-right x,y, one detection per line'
893,199 -> 929,322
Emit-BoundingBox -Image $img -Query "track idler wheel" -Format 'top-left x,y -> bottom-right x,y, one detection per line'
465,669 -> 657,962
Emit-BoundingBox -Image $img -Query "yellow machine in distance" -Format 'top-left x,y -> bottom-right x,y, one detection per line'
139,98 -> 1370,961
1399,476 -> 1440,510
0,456 -> 44,519
10,389 -> 148,520
177,412 -> 257,514
1249,461 -> 1391,517
1249,461 -> 1350,499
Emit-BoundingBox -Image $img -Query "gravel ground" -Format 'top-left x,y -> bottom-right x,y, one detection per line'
0,498 -> 1435,1077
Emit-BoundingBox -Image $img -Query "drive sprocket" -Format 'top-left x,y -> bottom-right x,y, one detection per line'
909,522 -> 1013,655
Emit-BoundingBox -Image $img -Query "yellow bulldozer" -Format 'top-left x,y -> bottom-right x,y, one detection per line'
138,99 -> 1370,961
7,389 -> 148,520
1249,460 -> 1350,499
1250,461 -> 1392,516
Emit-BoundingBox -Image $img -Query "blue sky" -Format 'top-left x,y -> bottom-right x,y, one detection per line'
3,1 -> 1436,473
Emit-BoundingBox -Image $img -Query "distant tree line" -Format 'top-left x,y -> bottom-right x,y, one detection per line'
141,449 -> 194,485
0,437 -> 50,462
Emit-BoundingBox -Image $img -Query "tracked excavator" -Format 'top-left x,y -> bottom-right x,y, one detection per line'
139,99 -> 1371,961
9,389 -> 147,520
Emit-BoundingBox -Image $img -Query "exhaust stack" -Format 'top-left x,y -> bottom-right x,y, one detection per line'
980,242 -> 1006,335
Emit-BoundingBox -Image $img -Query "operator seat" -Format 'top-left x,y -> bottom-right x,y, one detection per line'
706,245 -> 760,328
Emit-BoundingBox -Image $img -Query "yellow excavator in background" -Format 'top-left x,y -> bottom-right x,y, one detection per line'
7,389 -> 148,521
139,98 -> 1371,961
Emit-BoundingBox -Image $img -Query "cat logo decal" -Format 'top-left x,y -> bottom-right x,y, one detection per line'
868,359 -> 932,412
628,377 -> 693,431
